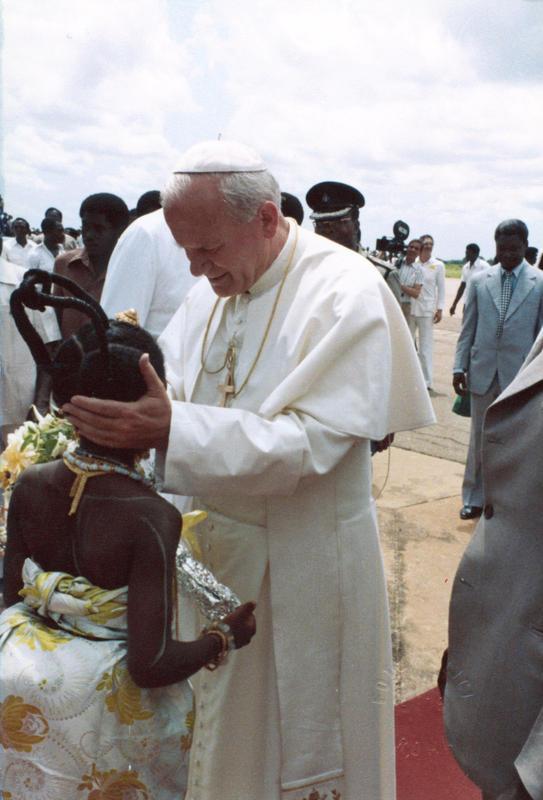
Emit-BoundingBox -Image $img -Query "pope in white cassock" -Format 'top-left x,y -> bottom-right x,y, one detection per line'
64,140 -> 435,800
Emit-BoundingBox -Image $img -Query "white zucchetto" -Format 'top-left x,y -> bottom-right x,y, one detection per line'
173,140 -> 267,174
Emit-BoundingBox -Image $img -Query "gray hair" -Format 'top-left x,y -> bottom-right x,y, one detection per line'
161,171 -> 281,223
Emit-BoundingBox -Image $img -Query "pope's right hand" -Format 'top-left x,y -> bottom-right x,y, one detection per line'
223,602 -> 257,649
62,353 -> 172,451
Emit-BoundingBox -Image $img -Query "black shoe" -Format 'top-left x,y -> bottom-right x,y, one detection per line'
459,505 -> 482,520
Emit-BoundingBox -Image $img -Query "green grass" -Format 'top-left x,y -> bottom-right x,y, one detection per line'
445,262 -> 463,279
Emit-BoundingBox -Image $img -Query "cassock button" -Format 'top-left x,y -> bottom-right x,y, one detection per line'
484,504 -> 494,519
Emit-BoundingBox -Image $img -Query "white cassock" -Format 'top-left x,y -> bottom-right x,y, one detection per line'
158,221 -> 435,800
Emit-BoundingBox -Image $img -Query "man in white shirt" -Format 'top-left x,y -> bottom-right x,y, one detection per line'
2,218 -> 36,267
31,207 -> 78,251
27,218 -> 64,272
100,208 -> 197,339
449,243 -> 489,316
64,140 -> 434,800
409,233 -> 446,391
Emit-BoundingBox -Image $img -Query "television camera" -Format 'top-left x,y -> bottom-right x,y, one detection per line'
375,220 -> 410,259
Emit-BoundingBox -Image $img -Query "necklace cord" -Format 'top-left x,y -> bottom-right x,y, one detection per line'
63,450 -> 154,516
200,224 -> 299,401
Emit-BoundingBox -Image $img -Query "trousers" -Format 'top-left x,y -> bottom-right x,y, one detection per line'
408,315 -> 434,387
462,375 -> 502,506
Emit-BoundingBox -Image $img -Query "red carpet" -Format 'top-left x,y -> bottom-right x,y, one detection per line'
395,688 -> 480,800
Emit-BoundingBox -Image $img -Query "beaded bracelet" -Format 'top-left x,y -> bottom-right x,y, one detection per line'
201,628 -> 229,671
215,621 -> 237,652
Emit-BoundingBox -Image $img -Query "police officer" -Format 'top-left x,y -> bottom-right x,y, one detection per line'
306,181 -> 363,252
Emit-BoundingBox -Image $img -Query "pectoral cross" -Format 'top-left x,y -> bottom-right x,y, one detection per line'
218,343 -> 236,407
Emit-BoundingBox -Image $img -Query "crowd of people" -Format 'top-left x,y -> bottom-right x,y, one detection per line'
1,141 -> 542,800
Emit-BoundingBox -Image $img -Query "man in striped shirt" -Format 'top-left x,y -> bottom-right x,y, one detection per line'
397,238 -> 423,322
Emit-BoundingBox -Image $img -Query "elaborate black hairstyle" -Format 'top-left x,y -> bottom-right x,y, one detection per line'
10,269 -> 165,407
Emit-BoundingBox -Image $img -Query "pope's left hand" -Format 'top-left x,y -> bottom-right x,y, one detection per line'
433,309 -> 443,324
62,354 -> 172,451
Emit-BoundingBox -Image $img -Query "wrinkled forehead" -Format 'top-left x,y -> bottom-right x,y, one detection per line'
164,185 -> 238,248
496,233 -> 526,248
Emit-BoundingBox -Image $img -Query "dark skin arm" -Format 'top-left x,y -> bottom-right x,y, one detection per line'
126,511 -> 256,688
449,282 -> 466,315
3,470 -> 256,688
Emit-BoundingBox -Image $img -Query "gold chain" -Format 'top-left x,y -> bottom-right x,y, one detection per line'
200,225 -> 299,401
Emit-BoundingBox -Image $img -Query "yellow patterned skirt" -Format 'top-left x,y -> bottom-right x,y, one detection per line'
0,559 -> 193,800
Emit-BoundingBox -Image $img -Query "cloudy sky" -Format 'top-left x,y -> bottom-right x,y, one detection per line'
2,0 -> 542,258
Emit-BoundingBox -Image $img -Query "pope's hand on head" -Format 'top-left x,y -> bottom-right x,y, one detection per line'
62,353 -> 172,451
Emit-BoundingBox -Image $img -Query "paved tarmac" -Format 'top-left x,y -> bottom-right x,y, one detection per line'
373,278 -> 478,702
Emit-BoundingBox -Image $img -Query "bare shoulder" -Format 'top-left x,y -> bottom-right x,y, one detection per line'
11,460 -> 69,496
87,481 -> 182,542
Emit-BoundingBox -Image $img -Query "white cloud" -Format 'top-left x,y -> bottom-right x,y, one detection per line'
2,0 -> 197,223
2,0 -> 542,255
187,0 -> 543,255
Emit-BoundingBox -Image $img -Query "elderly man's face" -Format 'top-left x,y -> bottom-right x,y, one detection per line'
164,177 -> 277,297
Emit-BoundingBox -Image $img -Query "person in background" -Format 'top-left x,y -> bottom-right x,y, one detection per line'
100,203 -> 197,340
3,218 -> 36,267
397,238 -> 423,323
450,243 -> 489,316
136,190 -> 162,217
306,180 -> 402,302
280,191 -> 304,225
53,192 -> 129,341
0,196 -> 13,236
0,256 -> 60,448
525,246 -> 539,266
453,219 -> 543,520
27,218 -> 65,272
32,207 -> 78,250
408,234 -> 445,393
306,180 -> 364,252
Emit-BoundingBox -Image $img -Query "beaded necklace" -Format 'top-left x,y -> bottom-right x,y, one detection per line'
63,449 -> 155,516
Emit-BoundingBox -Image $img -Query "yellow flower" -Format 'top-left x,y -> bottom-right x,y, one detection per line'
8,612 -> 71,652
0,695 -> 49,752
77,763 -> 150,799
97,664 -> 154,725
180,703 -> 195,752
0,435 -> 36,489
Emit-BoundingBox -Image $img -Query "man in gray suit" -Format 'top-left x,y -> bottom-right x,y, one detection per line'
453,219 -> 543,519
445,330 -> 543,800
